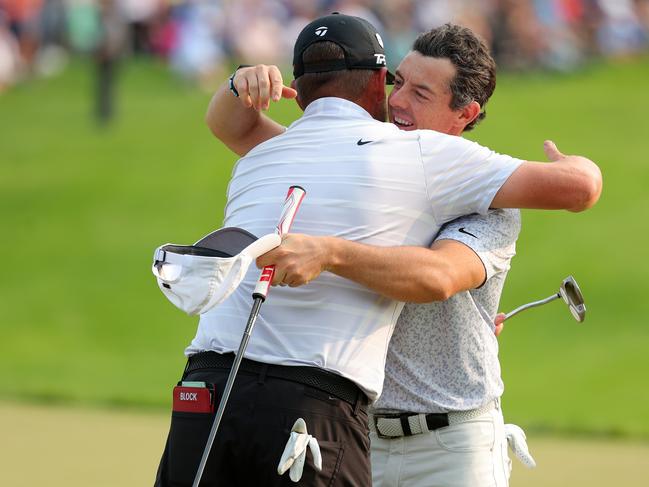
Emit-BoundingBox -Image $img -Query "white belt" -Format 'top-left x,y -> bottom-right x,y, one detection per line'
370,400 -> 497,439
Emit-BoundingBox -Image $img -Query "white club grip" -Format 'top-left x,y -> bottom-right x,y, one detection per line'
253,186 -> 306,299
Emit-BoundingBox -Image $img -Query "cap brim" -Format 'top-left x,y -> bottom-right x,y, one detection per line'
194,227 -> 258,257
386,70 -> 395,85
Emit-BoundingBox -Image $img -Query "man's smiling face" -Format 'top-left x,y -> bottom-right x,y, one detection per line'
388,51 -> 467,136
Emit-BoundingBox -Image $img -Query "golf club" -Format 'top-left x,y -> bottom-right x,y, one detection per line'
503,275 -> 586,322
192,185 -> 306,487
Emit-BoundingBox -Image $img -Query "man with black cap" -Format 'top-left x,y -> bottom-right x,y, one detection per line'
155,13 -> 601,486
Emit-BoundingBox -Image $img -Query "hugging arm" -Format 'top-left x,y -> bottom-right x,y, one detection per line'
209,67 -> 601,212
256,234 -> 486,303
491,140 -> 602,212
205,65 -> 293,156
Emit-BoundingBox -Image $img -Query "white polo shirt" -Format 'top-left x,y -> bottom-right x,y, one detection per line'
189,97 -> 522,401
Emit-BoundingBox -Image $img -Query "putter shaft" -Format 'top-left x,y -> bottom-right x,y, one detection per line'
504,293 -> 560,321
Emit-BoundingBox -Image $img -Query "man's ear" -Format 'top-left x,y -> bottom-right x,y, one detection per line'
460,101 -> 481,128
377,68 -> 388,87
291,79 -> 305,110
365,69 -> 387,100
371,68 -> 389,98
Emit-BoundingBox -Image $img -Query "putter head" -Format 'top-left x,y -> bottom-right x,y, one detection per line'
559,276 -> 586,322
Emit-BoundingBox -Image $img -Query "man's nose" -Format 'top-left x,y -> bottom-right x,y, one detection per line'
388,88 -> 407,110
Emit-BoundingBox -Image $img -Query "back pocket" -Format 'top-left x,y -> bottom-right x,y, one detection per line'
166,411 -> 214,484
292,440 -> 344,487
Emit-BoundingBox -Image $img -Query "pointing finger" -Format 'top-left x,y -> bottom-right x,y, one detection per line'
282,86 -> 298,99
269,66 -> 284,102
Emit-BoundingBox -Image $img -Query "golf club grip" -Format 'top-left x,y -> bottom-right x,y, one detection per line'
253,185 -> 306,299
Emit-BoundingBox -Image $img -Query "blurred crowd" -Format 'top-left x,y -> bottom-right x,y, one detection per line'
1,0 -> 649,93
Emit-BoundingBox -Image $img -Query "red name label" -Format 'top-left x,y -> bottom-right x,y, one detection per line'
173,386 -> 215,413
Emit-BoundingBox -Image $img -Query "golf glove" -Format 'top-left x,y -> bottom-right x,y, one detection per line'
277,418 -> 322,482
505,423 -> 536,468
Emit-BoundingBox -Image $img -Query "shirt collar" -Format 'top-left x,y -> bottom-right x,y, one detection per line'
302,97 -> 374,121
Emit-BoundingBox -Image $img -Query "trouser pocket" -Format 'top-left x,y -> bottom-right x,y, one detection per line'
435,417 -> 495,453
165,411 -> 215,485
156,380 -> 225,486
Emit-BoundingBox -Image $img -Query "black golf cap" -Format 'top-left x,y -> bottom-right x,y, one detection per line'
293,13 -> 394,84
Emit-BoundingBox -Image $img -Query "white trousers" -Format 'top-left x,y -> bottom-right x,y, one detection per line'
370,405 -> 511,487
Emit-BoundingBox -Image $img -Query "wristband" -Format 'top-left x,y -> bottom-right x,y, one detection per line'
229,64 -> 252,98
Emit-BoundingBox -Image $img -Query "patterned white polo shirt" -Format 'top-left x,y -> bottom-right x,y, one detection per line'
373,208 -> 521,412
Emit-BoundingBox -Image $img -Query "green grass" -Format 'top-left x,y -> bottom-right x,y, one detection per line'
1,57 -> 648,437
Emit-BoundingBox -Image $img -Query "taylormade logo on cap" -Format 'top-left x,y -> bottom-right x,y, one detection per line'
315,26 -> 328,36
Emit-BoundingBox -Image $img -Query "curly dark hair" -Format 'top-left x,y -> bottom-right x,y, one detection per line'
413,23 -> 496,131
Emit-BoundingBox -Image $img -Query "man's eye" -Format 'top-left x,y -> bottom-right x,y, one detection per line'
415,91 -> 428,100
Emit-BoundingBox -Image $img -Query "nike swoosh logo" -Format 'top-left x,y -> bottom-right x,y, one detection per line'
458,227 -> 478,238
357,139 -> 373,146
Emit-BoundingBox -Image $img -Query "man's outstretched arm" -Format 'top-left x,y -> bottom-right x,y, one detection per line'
491,140 -> 602,212
257,234 -> 486,303
205,65 -> 293,156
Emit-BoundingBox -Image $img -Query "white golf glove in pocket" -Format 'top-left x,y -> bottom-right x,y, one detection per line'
505,423 -> 536,468
277,418 -> 322,482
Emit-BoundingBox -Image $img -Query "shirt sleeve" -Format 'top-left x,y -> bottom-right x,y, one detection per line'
435,209 -> 521,280
418,132 -> 523,225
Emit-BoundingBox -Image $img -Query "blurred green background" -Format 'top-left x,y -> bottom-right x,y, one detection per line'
1,56 -> 648,444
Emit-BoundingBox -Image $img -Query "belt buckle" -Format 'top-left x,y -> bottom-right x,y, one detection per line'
373,413 -> 403,439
